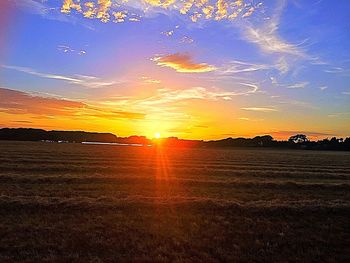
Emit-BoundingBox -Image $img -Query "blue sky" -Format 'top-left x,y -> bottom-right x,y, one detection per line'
0,0 -> 349,139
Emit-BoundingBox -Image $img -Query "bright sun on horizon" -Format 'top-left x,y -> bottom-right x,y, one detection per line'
154,132 -> 161,139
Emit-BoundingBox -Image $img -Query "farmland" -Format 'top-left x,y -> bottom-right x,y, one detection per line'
0,141 -> 349,262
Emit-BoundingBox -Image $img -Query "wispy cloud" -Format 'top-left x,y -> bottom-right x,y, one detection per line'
139,87 -> 237,105
13,0 -> 95,29
328,112 -> 350,118
269,77 -> 309,90
0,87 -> 84,116
277,98 -> 318,110
12,120 -> 33,124
161,25 -> 180,37
218,60 -> 271,74
324,66 -> 350,76
237,2 -> 348,81
238,117 -> 264,121
96,83 -> 262,124
218,58 -> 289,76
238,83 -> 259,94
2,65 -> 119,88
180,36 -> 194,44
242,1 -> 305,57
161,30 -> 174,37
2,65 -> 81,82
0,87 -> 144,120
244,24 -> 306,57
236,0 -> 320,81
241,107 -> 278,112
141,76 -> 161,84
97,82 -> 261,123
57,45 -> 87,55
13,0 -> 50,16
140,83 -> 260,105
152,53 -> 217,73
286,82 -> 309,89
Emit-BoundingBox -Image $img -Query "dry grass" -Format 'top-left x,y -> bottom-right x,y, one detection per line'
0,141 -> 349,262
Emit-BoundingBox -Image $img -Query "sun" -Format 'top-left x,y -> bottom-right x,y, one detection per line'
154,132 -> 161,139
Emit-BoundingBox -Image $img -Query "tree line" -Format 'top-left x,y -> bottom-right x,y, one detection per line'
0,128 -> 349,151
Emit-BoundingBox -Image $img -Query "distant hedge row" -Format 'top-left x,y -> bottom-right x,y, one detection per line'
1,128 -> 349,150
0,128 -> 117,143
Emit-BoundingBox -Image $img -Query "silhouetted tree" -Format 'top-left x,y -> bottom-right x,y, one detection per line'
0,128 -> 117,143
288,134 -> 309,144
252,135 -> 274,146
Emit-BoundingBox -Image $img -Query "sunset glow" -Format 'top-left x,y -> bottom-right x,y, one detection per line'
0,0 -> 349,140
1,2 -> 349,260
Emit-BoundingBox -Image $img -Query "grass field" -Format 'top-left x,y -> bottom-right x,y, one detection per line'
0,141 -> 349,262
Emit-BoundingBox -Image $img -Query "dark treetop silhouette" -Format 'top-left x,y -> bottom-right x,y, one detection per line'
0,128 -> 349,151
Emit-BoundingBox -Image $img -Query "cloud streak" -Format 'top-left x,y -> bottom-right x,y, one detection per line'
286,82 -> 309,89
241,107 -> 277,112
2,65 -> 118,88
219,60 -> 271,74
152,53 -> 217,73
139,87 -> 237,105
242,1 -> 305,57
0,87 -> 145,120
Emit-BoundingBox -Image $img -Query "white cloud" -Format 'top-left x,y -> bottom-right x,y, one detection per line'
13,0 -> 95,30
139,87 -> 239,105
57,45 -> 87,55
242,1 -> 305,57
238,82 -> 259,94
238,117 -> 264,121
269,77 -> 309,90
324,67 -> 350,76
162,30 -> 174,37
241,107 -> 278,112
1,65 -> 118,88
218,60 -> 270,74
141,76 -> 161,84
286,82 -> 308,89
180,36 -> 194,44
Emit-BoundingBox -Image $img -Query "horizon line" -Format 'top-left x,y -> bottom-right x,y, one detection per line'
0,127 -> 348,142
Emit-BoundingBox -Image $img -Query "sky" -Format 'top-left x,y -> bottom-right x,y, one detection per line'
0,0 -> 349,140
